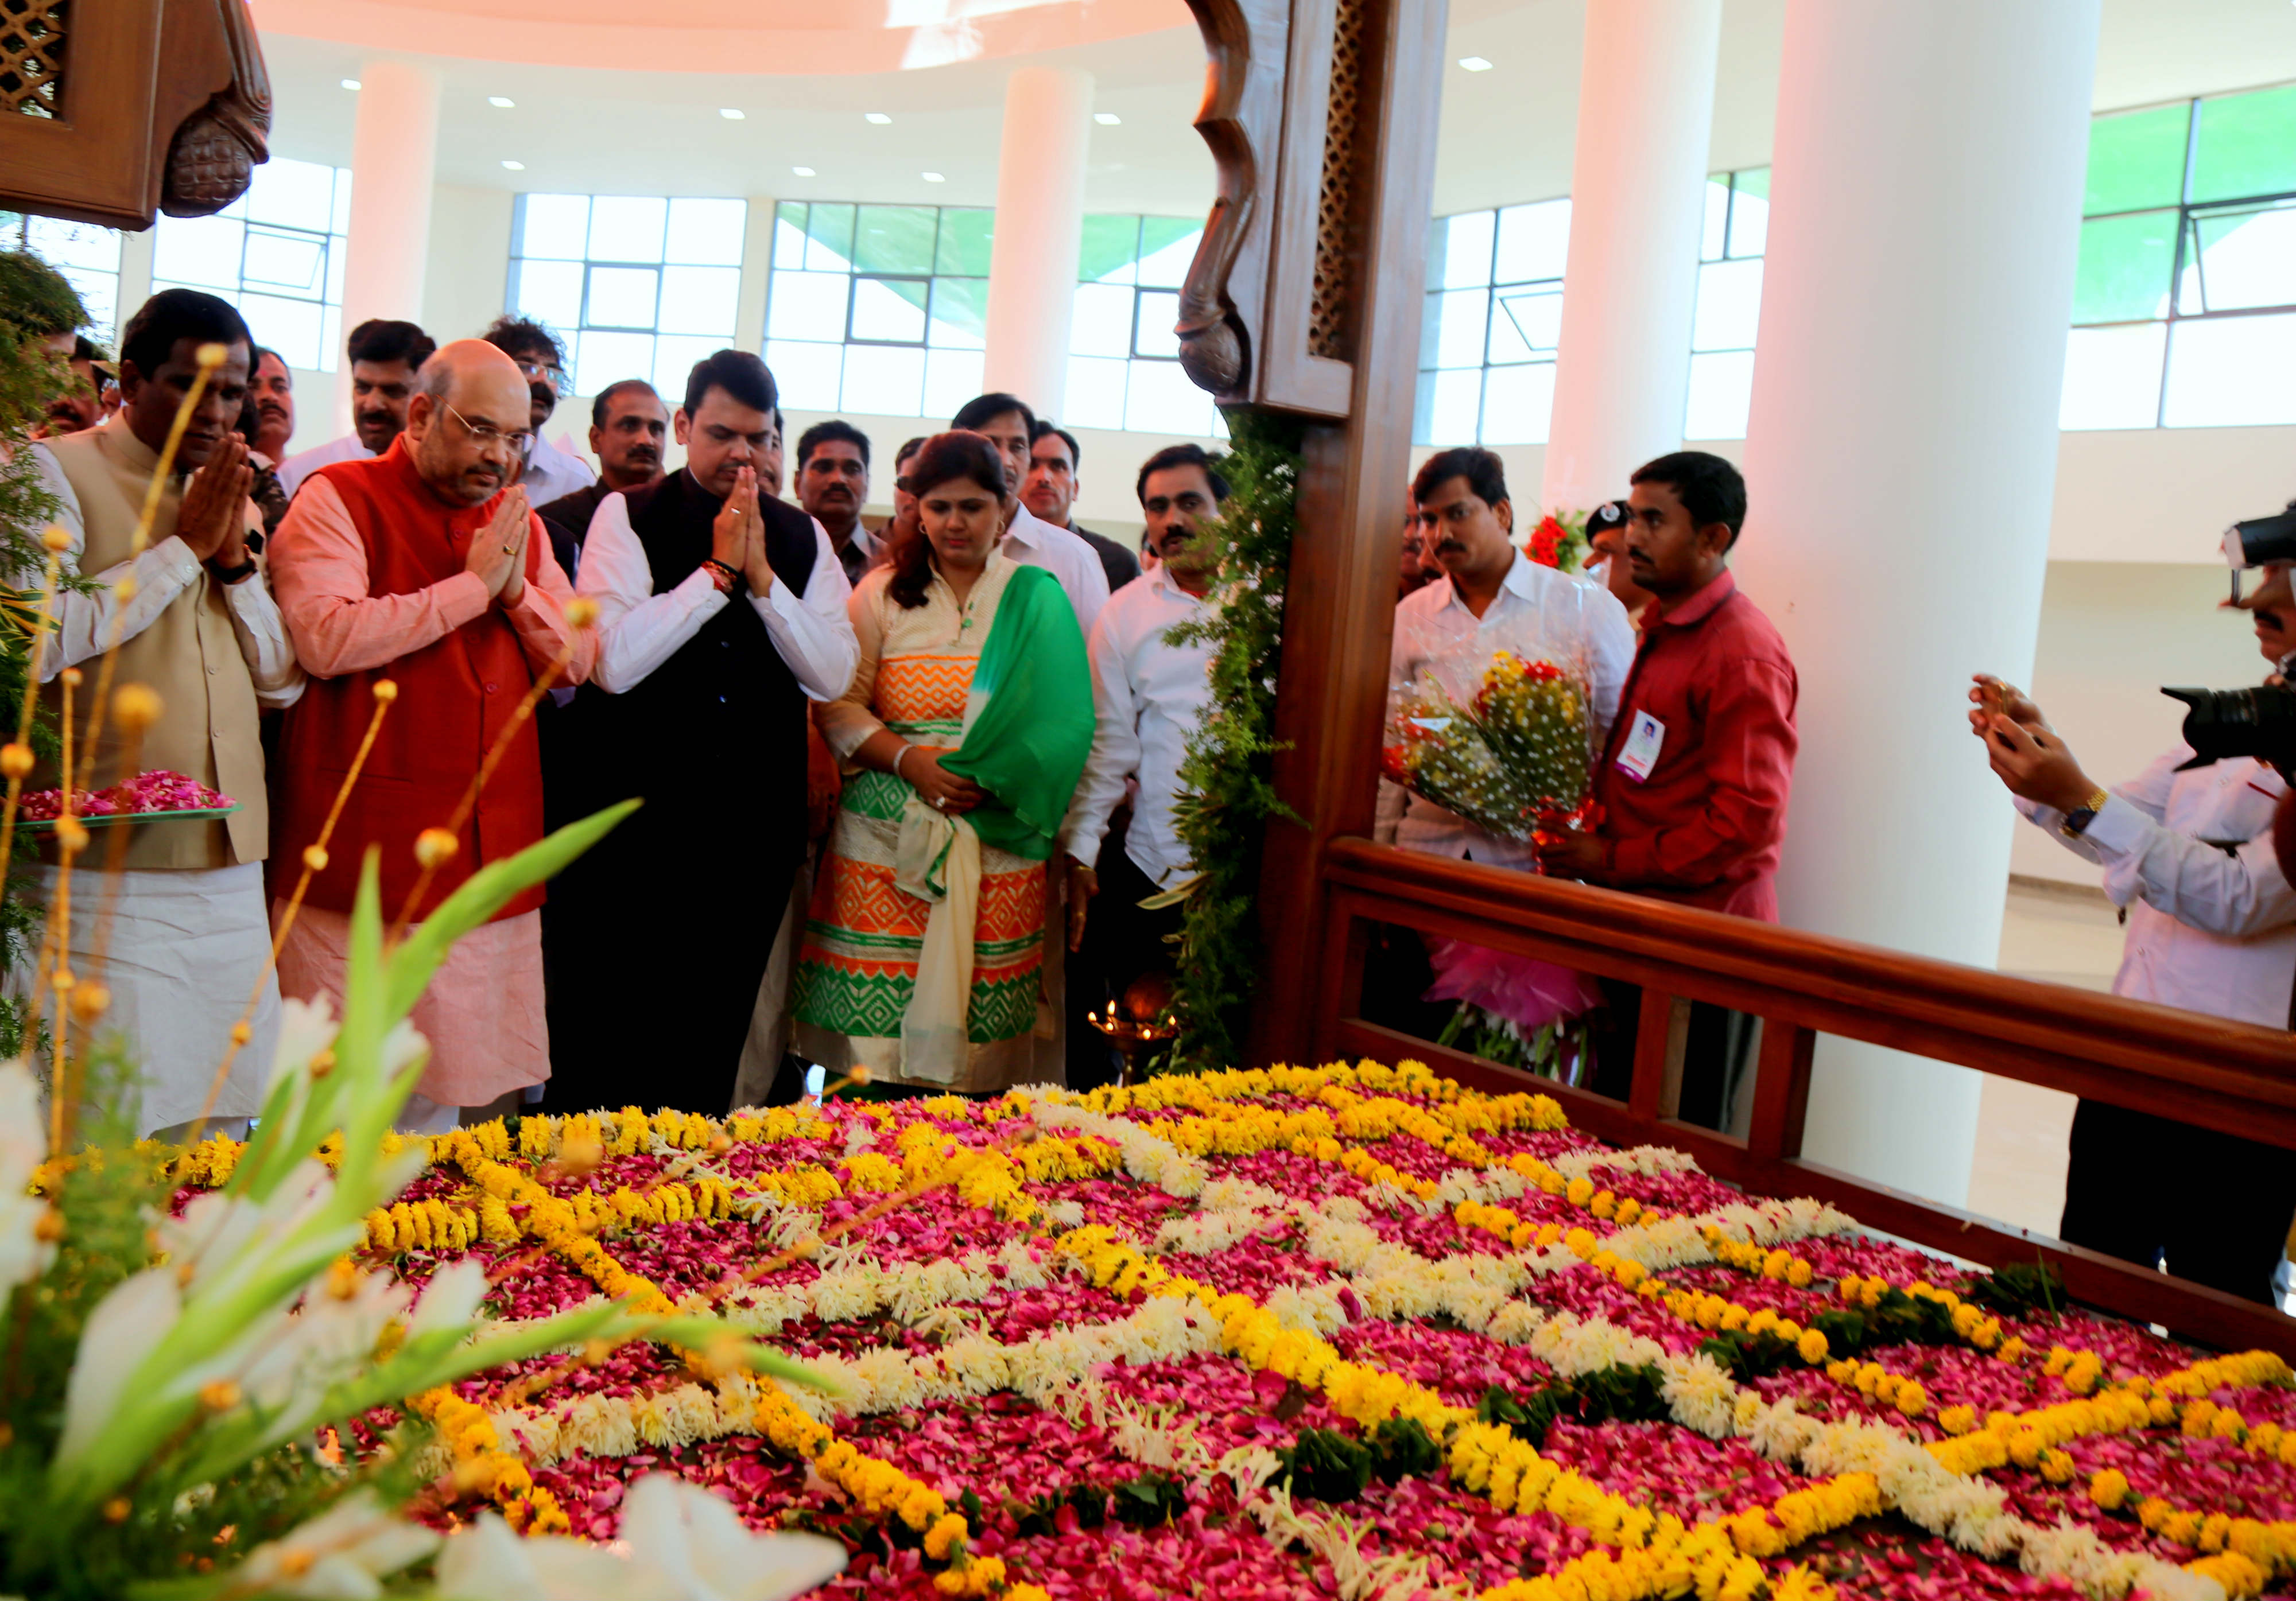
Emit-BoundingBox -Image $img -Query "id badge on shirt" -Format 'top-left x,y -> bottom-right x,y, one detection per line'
1615,711 -> 1666,783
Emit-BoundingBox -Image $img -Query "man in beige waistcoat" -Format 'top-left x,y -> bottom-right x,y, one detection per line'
25,289 -> 304,1141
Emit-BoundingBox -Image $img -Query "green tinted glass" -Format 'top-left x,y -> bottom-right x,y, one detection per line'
1733,167 -> 1770,200
1078,215 -> 1140,283
929,277 -> 989,346
805,203 -> 855,270
852,206 -> 936,273
2084,103 -> 2189,215
2190,84 -> 2296,204
1137,216 -> 1202,287
935,209 -> 994,276
2070,209 -> 2177,323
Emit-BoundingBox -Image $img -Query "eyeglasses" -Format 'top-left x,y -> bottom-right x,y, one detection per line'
512,359 -> 568,395
443,401 -> 536,461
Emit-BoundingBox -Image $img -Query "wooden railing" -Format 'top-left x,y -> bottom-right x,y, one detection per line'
1313,836 -> 2296,1357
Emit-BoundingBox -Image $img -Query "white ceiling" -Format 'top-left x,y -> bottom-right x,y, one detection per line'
255,0 -> 2296,219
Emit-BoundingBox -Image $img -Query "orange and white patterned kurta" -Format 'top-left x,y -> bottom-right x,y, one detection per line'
794,553 -> 1057,1093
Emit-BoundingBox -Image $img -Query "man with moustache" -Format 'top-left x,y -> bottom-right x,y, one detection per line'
536,379 -> 668,580
546,349 -> 856,1114
278,319 -> 434,499
1025,421 -> 1140,596
33,335 -> 109,438
23,288 -> 304,1141
1972,532 -> 2296,1305
1061,444 -> 1228,1087
482,316 -> 595,507
949,391 -> 1108,634
761,406 -> 787,499
1583,498 -> 1653,628
269,340 -> 591,1133
236,347 -> 297,537
794,418 -> 879,584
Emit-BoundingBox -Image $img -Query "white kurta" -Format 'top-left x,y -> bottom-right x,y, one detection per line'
1002,503 -> 1112,638
277,433 -> 375,501
521,434 -> 597,509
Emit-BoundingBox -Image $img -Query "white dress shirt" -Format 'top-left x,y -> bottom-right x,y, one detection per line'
1375,550 -> 1635,869
576,491 -> 858,701
276,433 -> 374,502
29,443 -> 303,708
2020,745 -> 2296,1028
1002,501 -> 1112,638
1060,564 -> 1216,887
521,433 -> 596,509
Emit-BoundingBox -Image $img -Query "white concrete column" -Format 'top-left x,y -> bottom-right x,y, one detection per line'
982,65 -> 1092,417
338,58 -> 441,433
1542,0 -> 1721,515
1732,0 -> 2100,1205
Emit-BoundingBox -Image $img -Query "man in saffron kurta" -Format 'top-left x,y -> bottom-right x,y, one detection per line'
267,341 -> 594,1132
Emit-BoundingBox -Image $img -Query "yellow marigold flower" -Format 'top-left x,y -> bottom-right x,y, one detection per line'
1786,1259 -> 1814,1289
2088,1468 -> 2131,1510
1894,1382 -> 1928,1419
1795,1328 -> 1829,1365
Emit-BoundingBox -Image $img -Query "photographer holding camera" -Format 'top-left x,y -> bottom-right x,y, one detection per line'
1970,506 -> 2296,1306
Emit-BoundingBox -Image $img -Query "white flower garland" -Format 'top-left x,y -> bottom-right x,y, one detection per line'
1029,1100 -> 1207,1198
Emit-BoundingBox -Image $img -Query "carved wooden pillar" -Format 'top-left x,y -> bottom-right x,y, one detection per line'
1178,0 -> 1449,1064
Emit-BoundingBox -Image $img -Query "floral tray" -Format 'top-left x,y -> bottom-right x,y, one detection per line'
14,801 -> 241,831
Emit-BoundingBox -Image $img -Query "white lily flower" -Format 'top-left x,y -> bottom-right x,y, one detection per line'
160,1157 -> 338,1297
0,1058 -> 53,1296
408,1257 -> 491,1340
238,1266 -> 412,1417
216,1490 -> 440,1600
57,1266 -> 181,1464
435,1474 -> 846,1601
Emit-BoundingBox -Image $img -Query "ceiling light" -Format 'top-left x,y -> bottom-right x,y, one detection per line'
340,77 -> 361,91
1459,56 -> 1494,71
720,108 -> 745,120
792,165 -> 816,177
488,95 -> 514,108
1093,112 -> 1121,125
864,112 -> 892,125
501,160 -> 525,171
921,171 -> 945,182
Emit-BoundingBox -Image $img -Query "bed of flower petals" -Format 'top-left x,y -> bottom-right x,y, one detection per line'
173,1062 -> 2296,1601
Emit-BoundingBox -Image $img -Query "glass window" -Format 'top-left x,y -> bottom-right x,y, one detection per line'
20,215 -> 125,347
1679,166 -> 1768,439
510,193 -> 747,398
1064,215 -> 1221,435
1414,199 -> 1569,446
2072,210 -> 2178,324
2189,83 -> 2296,205
152,157 -> 350,371
2084,103 -> 2190,216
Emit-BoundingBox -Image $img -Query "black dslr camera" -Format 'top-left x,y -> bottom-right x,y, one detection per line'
2163,504 -> 2296,774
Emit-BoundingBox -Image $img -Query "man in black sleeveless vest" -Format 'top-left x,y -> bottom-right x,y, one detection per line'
541,350 -> 858,1113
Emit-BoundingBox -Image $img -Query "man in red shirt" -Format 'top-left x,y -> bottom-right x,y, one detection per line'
1537,451 -> 1798,1122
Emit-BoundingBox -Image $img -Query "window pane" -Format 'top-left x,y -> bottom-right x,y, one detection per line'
331,174 -> 353,236
589,197 -> 667,263
56,267 -> 115,343
1479,361 -> 1554,445
927,277 -> 987,348
2190,83 -> 2296,205
244,157 -> 337,231
841,342 -> 925,416
2084,102 -> 2190,216
1137,218 -> 1201,288
238,293 -> 325,373
850,276 -> 928,343
1494,198 -> 1569,283
852,205 -> 936,274
805,203 -> 856,270
576,331 -> 654,399
1492,286 -> 1561,359
519,195 -> 591,261
774,202 -> 809,267
1433,210 -> 1495,290
936,209 -> 995,277
1692,258 -> 1763,351
664,198 -> 746,266
2163,310 -> 2296,426
1700,178 -> 1731,262
326,234 -> 347,304
765,339 -> 843,411
1728,170 -> 1769,258
587,265 -> 660,329
1070,282 -> 1133,357
651,335 -> 721,398
657,265 -> 740,336
154,215 -> 244,290
923,348 -> 986,422
1426,288 -> 1488,369
1064,354 -> 1128,430
2058,322 -> 2166,430
1684,349 -> 1756,440
513,259 -> 585,333
1078,214 -> 1138,283
25,216 -> 118,273
1125,358 -> 1211,435
1134,289 -> 1181,359
2180,201 -> 2296,315
242,226 -> 327,297
767,270 -> 848,341
2071,209 -> 2177,323
1414,367 -> 1481,446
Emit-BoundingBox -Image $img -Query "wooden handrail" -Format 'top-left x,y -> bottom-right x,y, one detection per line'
1315,836 -> 2296,1353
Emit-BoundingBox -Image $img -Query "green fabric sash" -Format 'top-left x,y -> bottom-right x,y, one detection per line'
940,564 -> 1095,860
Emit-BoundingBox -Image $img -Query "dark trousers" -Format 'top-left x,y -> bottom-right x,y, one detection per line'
1586,977 -> 1756,1130
2059,1097 -> 2296,1306
1066,845 -> 1186,1090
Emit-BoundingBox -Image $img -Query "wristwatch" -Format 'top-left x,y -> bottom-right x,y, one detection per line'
2060,787 -> 2112,838
204,554 -> 258,585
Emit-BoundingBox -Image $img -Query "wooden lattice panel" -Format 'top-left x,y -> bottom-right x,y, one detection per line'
0,0 -> 65,121
1306,0 -> 1364,363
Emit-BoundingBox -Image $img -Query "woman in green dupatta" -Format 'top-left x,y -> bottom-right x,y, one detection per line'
794,432 -> 1095,1092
